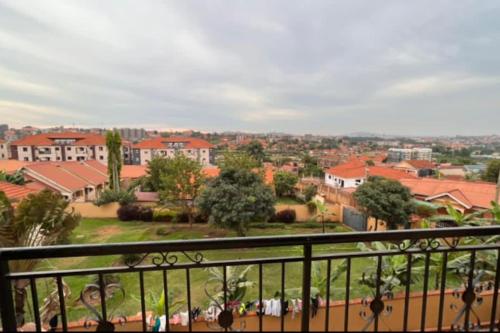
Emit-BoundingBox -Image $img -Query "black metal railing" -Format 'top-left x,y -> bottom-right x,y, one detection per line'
1,226 -> 500,332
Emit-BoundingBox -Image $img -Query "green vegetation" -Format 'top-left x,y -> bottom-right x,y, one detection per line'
0,190 -> 81,325
273,171 -> 298,197
158,153 -> 205,227
0,170 -> 25,185
218,151 -> 259,171
106,130 -> 122,191
240,140 -> 266,165
354,176 -> 415,230
196,168 -> 275,236
482,159 -> 500,183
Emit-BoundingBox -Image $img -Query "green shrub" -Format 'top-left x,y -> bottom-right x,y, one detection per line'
95,189 -> 137,206
303,184 -> 318,202
153,209 -> 176,222
117,204 -> 153,221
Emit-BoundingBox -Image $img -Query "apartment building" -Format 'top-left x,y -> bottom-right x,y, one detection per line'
0,140 -> 9,160
131,136 -> 213,165
387,147 -> 432,162
10,132 -> 108,163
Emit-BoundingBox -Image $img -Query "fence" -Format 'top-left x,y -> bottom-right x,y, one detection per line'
1,226 -> 500,332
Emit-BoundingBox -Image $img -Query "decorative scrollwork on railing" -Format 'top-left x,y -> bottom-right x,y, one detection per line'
124,251 -> 205,268
203,273 -> 245,331
449,270 -> 493,331
79,279 -> 127,332
396,236 -> 462,252
359,273 -> 394,332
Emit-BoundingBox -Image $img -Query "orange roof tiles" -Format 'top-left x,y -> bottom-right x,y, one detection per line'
400,178 -> 496,209
23,161 -> 108,192
0,160 -> 29,174
132,137 -> 213,149
326,159 -> 415,181
202,166 -> 220,178
0,181 -> 38,201
404,160 -> 435,169
11,132 -> 105,146
121,165 -> 147,179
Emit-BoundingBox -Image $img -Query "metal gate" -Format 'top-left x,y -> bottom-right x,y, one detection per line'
342,206 -> 367,231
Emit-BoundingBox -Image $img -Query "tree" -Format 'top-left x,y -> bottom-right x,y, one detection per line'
303,184 -> 318,202
0,170 -> 25,185
273,171 -> 298,197
300,153 -> 323,178
431,204 -> 485,227
219,151 -> 259,172
106,131 -> 122,192
159,153 -> 205,227
196,169 -> 275,236
242,140 -> 265,164
354,176 -> 415,230
309,199 -> 335,233
0,190 -> 81,325
144,157 -> 170,192
482,159 -> 500,183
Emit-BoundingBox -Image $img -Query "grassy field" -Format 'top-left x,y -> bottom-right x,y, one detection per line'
26,219 -> 462,323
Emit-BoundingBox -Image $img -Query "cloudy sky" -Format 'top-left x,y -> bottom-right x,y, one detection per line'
0,0 -> 499,135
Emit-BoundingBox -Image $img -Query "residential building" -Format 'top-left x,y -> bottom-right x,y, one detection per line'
131,137 -> 213,165
0,124 -> 8,138
393,160 -> 436,177
22,161 -> 108,202
400,178 -> 496,213
10,132 -> 108,163
387,148 -> 432,162
324,159 -> 415,189
117,127 -> 147,142
0,139 -> 9,159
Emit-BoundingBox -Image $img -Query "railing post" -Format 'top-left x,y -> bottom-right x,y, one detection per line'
0,258 -> 17,332
301,243 -> 312,332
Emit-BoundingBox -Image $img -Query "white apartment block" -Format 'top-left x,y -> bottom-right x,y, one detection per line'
131,137 -> 213,166
387,148 -> 432,162
11,133 -> 108,163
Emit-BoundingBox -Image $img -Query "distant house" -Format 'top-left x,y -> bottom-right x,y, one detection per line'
0,140 -> 9,160
394,160 -> 435,177
131,137 -> 213,166
437,165 -> 466,180
22,161 -> 108,202
400,178 -> 496,213
10,132 -> 108,163
325,159 -> 415,189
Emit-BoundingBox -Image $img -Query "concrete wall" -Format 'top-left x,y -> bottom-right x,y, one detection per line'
68,202 -> 120,218
274,203 -> 340,222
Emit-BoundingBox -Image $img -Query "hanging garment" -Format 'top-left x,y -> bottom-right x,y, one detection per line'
170,314 -> 181,325
180,311 -> 189,326
205,305 -> 221,322
282,300 -> 289,316
270,299 -> 281,317
311,297 -> 319,318
264,300 -> 273,316
191,307 -> 201,321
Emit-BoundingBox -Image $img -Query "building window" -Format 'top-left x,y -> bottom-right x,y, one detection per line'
23,147 -> 28,152
328,175 -> 332,179
24,157 -> 29,161
67,147 -> 71,151
99,146 -> 104,151
55,147 -> 60,151
99,156 -> 104,160
68,156 -> 72,160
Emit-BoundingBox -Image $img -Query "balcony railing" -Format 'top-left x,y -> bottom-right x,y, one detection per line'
1,226 -> 500,332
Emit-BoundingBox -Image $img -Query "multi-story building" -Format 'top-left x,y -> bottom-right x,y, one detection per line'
0,140 -> 9,160
117,128 -> 147,142
387,148 -> 432,162
10,132 -> 108,163
131,136 -> 213,166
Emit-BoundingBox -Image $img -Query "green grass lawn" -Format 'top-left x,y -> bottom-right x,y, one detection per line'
26,219 -> 464,323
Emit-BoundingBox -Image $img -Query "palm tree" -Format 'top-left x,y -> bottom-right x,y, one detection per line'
205,265 -> 255,308
309,199 -> 335,233
0,190 -> 80,325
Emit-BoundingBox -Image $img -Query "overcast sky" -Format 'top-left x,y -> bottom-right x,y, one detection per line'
0,0 -> 499,135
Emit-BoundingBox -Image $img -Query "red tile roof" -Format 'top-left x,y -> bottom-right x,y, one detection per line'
400,178 -> 496,209
203,166 -> 220,178
132,137 -> 213,149
12,132 -> 105,146
0,181 -> 38,201
121,165 -> 147,179
327,159 -> 415,181
0,160 -> 29,174
403,160 -> 435,169
23,161 -> 107,192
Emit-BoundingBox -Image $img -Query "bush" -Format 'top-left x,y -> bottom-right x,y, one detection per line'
271,209 -> 296,224
303,185 -> 318,202
294,221 -> 338,229
307,201 -> 317,214
173,211 -> 189,223
153,209 -> 176,222
117,204 -> 153,222
121,254 -> 143,266
95,189 -> 137,206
